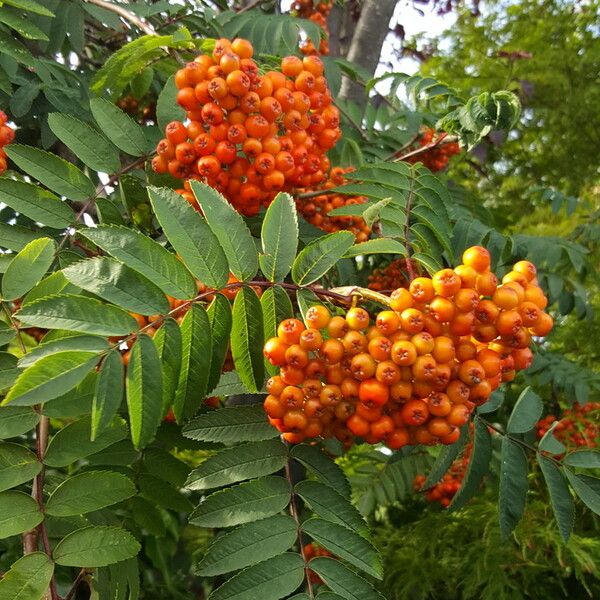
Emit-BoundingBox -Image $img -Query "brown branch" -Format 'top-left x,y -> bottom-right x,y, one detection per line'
238,0 -> 263,13
394,133 -> 458,163
64,569 -> 88,600
84,0 -> 155,36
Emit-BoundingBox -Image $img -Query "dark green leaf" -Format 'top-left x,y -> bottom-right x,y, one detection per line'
498,438 -> 529,538
0,352 -> 18,389
0,491 -> 43,539
0,406 -> 39,439
565,471 -> 600,516
423,425 -> 469,488
563,450 -> 600,469
152,318 -> 182,414
261,285 -> 294,376
309,557 -> 385,600
4,0 -> 54,16
0,442 -> 41,492
291,444 -> 351,498
138,473 -> 193,512
156,74 -> 185,131
92,351 -> 124,441
507,387 -> 543,434
207,294 -> 232,394
538,456 -> 574,542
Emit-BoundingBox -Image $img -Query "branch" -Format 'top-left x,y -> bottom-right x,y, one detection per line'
84,0 -> 155,36
64,569 -> 88,600
394,133 -> 458,163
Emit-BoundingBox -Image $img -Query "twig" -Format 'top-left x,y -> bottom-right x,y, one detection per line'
285,457 -> 314,599
296,188 -> 336,200
334,100 -> 369,141
64,569 -> 88,600
84,0 -> 155,36
238,0 -> 263,13
1,302 -> 27,354
394,133 -> 457,163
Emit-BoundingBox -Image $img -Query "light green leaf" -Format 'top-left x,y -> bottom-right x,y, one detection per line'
91,351 -> 124,441
206,294 -> 233,394
186,438 -> 287,491
498,437 -> 529,538
260,192 -> 298,282
53,525 -> 141,567
1,238 -> 56,301
90,98 -> 148,156
47,113 -> 121,173
80,225 -> 197,299
18,335 -> 108,369
0,406 -> 40,439
0,442 -> 41,492
126,334 -> 163,448
191,181 -> 259,281
231,287 -> 264,393
309,557 -> 385,600
189,476 -> 291,528
173,305 -> 212,421
507,387 -> 543,434
565,471 -> 600,516
209,553 -> 304,600
196,516 -> 297,576
5,144 -> 95,201
0,491 -> 43,538
292,231 -> 354,285
22,271 -> 79,306
46,471 -> 136,517
148,186 -> 229,289
344,238 -> 406,258
62,256 -> 169,315
152,318 -> 182,414
302,518 -> 382,579
0,552 -> 54,600
15,294 -> 139,336
44,416 -> 128,467
3,351 -> 100,407
538,456 -> 574,542
291,444 -> 351,499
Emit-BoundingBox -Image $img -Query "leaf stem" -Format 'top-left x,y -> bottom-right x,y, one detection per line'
1,301 -> 27,353
393,133 -> 457,163
83,0 -> 156,36
64,568 -> 87,600
403,169 -> 416,282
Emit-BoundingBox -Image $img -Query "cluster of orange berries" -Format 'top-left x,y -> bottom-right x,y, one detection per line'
292,0 -> 332,55
116,95 -> 156,124
404,128 -> 461,172
0,111 -> 14,175
151,37 -> 341,216
263,246 -> 553,449
296,167 -> 370,241
367,258 -> 415,292
537,403 -> 599,450
414,440 -> 473,508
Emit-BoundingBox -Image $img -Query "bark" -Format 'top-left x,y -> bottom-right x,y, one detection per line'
338,0 -> 397,106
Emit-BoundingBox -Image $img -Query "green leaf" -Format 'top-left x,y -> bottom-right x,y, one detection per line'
3,351 -> 100,407
0,552 -> 54,600
148,186 -> 229,289
0,442 -> 41,492
191,181 -> 259,281
0,491 -> 43,538
152,318 -> 182,414
0,406 -> 39,439
261,285 -> 294,376
80,225 -> 197,299
46,471 -> 136,517
156,74 -> 185,131
208,553 -> 304,600
92,351 -> 124,441
196,516 -> 297,576
0,223 -> 46,252
5,144 -> 95,201
343,239 -> 406,258
538,456 -> 574,542
3,0 -> 54,16
291,444 -> 351,498
206,294 -> 233,394
173,305 -> 212,421
15,294 -> 138,336
22,271 -> 79,306
1,238 -> 55,301
62,256 -> 169,315
183,405 -> 277,445
90,98 -> 148,156
498,438 -> 529,538
302,518 -> 382,579
47,113 -> 121,173
0,31 -> 36,67
126,334 -> 163,449
260,192 -> 298,282
563,450 -> 600,469
295,481 -> 368,537
506,387 -> 543,434
538,422 -> 567,455
422,425 -> 469,489
189,476 -> 291,528
0,352 -> 18,389
186,438 -> 287,491
0,321 -> 17,346
0,7 -> 48,40
44,416 -> 128,467
231,287 -> 264,393
53,525 -> 141,567
565,471 -> 600,516
0,178 -> 73,229
138,473 -> 193,512
143,447 -> 190,487
18,336 -> 109,370
449,417 -> 492,511
309,557 -> 385,600
292,232 -> 354,285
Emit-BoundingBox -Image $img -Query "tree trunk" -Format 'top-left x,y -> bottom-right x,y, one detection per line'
338,0 -> 397,106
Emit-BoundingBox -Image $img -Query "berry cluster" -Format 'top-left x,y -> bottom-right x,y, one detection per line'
537,403 -> 599,449
296,167 -> 370,241
367,258 -> 415,292
414,439 -> 473,508
116,95 -> 156,124
0,111 -> 15,175
263,246 -> 553,448
151,38 -> 341,216
404,128 -> 461,172
292,1 -> 332,55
